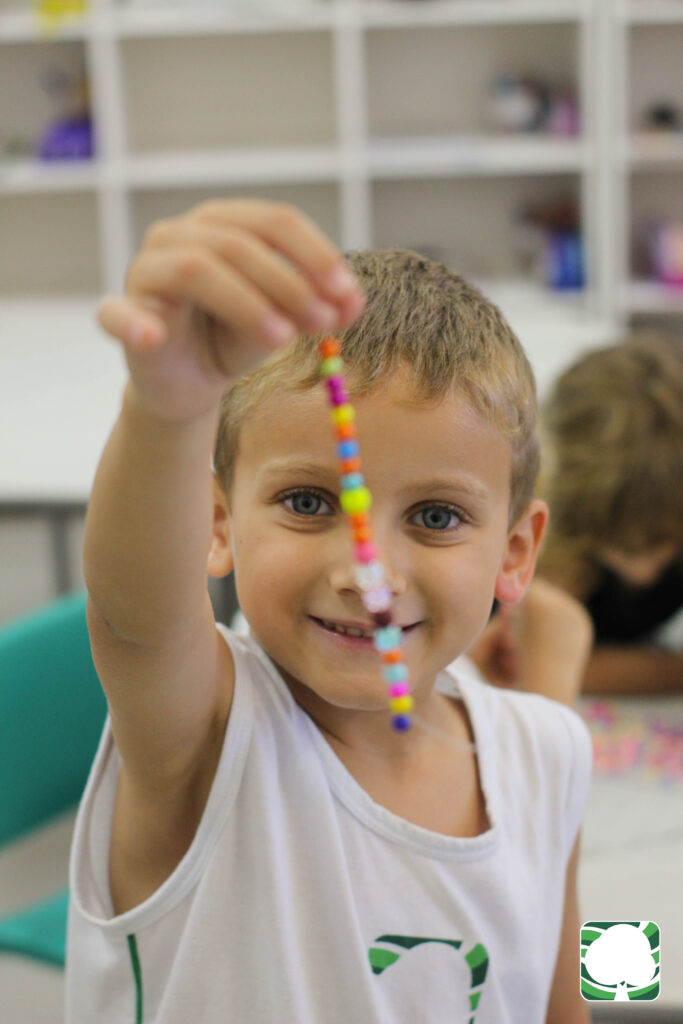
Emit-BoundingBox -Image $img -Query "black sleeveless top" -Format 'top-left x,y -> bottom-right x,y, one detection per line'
585,562 -> 683,644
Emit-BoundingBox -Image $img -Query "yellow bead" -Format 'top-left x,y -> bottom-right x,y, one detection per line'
331,404 -> 355,427
390,695 -> 414,714
340,487 -> 372,515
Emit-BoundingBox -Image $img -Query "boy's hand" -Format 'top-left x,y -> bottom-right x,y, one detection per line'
97,199 -> 366,422
468,579 -> 594,704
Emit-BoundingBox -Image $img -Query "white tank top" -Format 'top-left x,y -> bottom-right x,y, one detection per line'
65,623 -> 592,1023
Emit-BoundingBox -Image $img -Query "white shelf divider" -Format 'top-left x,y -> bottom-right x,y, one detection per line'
623,0 -> 683,24
85,0 -> 133,292
361,0 -> 586,28
125,146 -> 342,188
333,0 -> 372,252
110,2 -> 337,37
626,134 -> 683,168
623,280 -> 683,314
366,135 -> 590,178
0,159 -> 100,193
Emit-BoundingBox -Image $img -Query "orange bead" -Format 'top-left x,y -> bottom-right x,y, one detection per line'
336,422 -> 357,441
349,512 -> 369,529
382,649 -> 403,664
340,456 -> 362,475
320,337 -> 341,359
353,525 -> 372,544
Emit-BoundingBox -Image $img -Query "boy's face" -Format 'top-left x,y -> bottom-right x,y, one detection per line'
597,543 -> 678,588
210,364 -> 545,732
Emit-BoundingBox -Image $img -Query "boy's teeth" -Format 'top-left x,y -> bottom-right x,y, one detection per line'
321,619 -> 373,638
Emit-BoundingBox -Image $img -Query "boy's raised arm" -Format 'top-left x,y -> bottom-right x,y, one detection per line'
83,373 -> 228,797
82,200 -> 365,910
84,376 -> 220,650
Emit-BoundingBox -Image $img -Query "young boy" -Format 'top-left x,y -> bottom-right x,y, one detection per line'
66,200 -> 592,1022
539,333 -> 683,695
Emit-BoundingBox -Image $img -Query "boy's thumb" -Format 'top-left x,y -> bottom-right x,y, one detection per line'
97,295 -> 168,351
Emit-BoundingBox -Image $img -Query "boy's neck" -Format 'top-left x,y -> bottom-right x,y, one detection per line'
305,688 -> 473,772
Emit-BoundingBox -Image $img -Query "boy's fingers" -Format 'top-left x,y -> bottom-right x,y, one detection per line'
126,247 -> 297,349
194,200 -> 365,309
145,220 -> 345,334
97,295 -> 169,350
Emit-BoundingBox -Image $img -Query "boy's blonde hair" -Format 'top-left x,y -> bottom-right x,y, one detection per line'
214,249 -> 540,527
538,333 -> 683,597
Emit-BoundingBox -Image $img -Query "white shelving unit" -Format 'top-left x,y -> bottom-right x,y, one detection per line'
0,0 -> 681,359
0,0 -> 593,299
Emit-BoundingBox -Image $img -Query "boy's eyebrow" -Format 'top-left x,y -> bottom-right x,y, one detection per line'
260,458 -> 339,482
398,476 -> 490,504
261,458 -> 490,502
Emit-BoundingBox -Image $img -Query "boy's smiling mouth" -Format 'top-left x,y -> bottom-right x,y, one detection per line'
308,616 -> 421,648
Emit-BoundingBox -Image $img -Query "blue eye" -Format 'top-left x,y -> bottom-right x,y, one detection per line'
411,504 -> 464,531
281,488 -> 333,517
281,488 -> 464,532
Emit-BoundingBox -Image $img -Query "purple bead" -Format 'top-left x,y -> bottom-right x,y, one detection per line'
326,377 -> 348,405
392,715 -> 412,731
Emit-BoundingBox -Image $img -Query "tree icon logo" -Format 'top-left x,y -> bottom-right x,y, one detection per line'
580,921 -> 660,1001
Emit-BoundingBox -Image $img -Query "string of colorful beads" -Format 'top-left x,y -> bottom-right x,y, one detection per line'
318,336 -> 413,731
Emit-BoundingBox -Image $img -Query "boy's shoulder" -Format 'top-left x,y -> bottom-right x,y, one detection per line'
447,668 -> 594,847
443,660 -> 592,770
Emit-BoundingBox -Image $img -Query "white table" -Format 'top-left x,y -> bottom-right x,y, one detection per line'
0,299 -> 127,504
576,694 -> 683,1012
0,295 -> 617,505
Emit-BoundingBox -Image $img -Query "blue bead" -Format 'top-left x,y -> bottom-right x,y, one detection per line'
337,439 -> 359,459
340,472 -> 364,490
382,664 -> 408,683
373,626 -> 401,651
392,715 -> 412,731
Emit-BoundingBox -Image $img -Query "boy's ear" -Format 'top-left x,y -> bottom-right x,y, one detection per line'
207,475 -> 234,579
494,499 -> 549,605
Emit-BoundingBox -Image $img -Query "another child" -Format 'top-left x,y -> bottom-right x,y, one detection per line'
538,333 -> 683,696
464,577 -> 594,706
65,200 -> 592,1022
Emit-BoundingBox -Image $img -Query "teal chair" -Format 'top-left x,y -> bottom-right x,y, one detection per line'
0,591 -> 107,967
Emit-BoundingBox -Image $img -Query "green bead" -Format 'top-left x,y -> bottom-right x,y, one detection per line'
340,486 -> 372,515
319,356 -> 344,378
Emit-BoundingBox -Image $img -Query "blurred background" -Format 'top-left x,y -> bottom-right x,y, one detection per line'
2,0 -> 683,628
0,0 -> 681,1019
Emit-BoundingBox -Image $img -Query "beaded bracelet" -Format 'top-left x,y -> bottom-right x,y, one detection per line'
318,337 -> 413,731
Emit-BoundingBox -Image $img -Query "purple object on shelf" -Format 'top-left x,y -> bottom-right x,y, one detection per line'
38,115 -> 94,161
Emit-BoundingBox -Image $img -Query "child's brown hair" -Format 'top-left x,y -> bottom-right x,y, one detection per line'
538,332 -> 683,597
214,249 -> 540,527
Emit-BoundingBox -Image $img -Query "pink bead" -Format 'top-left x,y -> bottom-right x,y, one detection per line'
389,682 -> 410,696
361,585 -> 393,614
355,541 -> 377,564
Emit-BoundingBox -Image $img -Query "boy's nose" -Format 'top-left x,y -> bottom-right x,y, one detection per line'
328,556 -> 407,600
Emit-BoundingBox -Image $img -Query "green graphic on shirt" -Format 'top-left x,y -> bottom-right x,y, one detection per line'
368,934 -> 489,1022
